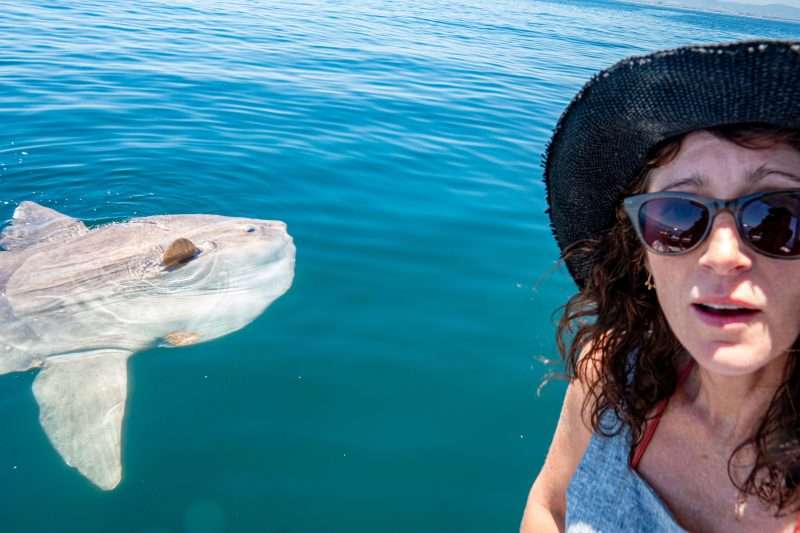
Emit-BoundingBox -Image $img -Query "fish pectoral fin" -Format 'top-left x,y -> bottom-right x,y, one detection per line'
32,350 -> 132,490
0,201 -> 89,251
162,237 -> 200,269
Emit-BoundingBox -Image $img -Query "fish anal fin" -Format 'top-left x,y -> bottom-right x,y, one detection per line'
0,201 -> 89,251
32,350 -> 131,490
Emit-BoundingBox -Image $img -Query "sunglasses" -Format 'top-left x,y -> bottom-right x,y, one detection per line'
622,189 -> 800,259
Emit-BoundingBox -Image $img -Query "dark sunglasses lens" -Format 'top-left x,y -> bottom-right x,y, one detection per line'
741,193 -> 800,257
638,198 -> 708,254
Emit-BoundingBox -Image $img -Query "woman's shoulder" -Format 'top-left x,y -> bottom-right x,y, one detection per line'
520,342 -> 604,531
521,377 -> 595,531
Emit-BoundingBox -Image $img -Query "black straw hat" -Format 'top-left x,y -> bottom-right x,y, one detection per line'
544,40 -> 800,287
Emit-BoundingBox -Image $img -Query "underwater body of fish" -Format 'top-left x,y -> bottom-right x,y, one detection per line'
0,201 -> 295,490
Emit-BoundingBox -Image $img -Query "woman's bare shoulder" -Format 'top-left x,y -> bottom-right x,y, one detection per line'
520,345 -> 601,532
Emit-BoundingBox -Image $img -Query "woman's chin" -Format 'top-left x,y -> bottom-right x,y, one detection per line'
690,341 -> 781,377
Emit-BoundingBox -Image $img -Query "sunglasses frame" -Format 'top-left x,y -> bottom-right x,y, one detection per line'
622,189 -> 800,259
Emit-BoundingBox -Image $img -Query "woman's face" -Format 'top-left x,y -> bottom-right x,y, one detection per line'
646,130 -> 800,375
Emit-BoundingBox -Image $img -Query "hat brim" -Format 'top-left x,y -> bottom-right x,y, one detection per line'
544,40 -> 800,287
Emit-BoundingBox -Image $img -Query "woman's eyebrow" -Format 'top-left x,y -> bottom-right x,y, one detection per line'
653,167 -> 800,192
653,173 -> 705,192
748,164 -> 800,184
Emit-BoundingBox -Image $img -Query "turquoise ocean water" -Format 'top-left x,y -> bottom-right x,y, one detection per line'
1,1 -> 798,531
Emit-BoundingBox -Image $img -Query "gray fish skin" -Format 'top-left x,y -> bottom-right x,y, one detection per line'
0,202 -> 295,490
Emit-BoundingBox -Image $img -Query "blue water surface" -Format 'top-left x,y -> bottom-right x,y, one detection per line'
0,1 -> 798,532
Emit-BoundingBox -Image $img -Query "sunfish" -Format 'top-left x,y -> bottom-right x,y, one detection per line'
0,201 -> 295,490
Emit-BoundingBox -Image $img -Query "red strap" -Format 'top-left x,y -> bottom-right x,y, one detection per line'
630,360 -> 695,470
630,397 -> 669,469
795,511 -> 800,533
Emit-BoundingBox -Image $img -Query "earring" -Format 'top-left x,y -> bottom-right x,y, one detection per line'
645,272 -> 655,291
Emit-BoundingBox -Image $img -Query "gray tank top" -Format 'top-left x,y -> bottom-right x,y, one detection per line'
565,408 -> 687,532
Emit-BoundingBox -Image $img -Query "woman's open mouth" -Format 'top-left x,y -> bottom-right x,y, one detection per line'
692,303 -> 760,327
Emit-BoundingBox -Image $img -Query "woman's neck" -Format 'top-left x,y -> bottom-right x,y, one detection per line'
682,353 -> 789,446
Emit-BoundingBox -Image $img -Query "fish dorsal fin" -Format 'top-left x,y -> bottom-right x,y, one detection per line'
33,350 -> 131,490
0,201 -> 89,251
162,237 -> 199,269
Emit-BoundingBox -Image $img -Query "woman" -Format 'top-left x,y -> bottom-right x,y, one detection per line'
522,41 -> 800,532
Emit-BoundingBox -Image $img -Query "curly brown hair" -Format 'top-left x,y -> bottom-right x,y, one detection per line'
556,123 -> 800,515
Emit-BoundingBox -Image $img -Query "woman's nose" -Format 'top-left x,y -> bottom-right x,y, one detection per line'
697,213 -> 753,274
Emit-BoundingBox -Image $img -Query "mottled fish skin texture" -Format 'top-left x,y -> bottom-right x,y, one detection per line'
0,201 -> 295,490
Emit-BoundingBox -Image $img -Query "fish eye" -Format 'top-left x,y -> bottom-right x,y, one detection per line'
244,225 -> 256,233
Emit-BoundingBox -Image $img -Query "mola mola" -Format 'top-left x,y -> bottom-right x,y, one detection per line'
0,201 -> 295,490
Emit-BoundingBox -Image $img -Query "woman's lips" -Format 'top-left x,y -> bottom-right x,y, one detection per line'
692,303 -> 761,327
